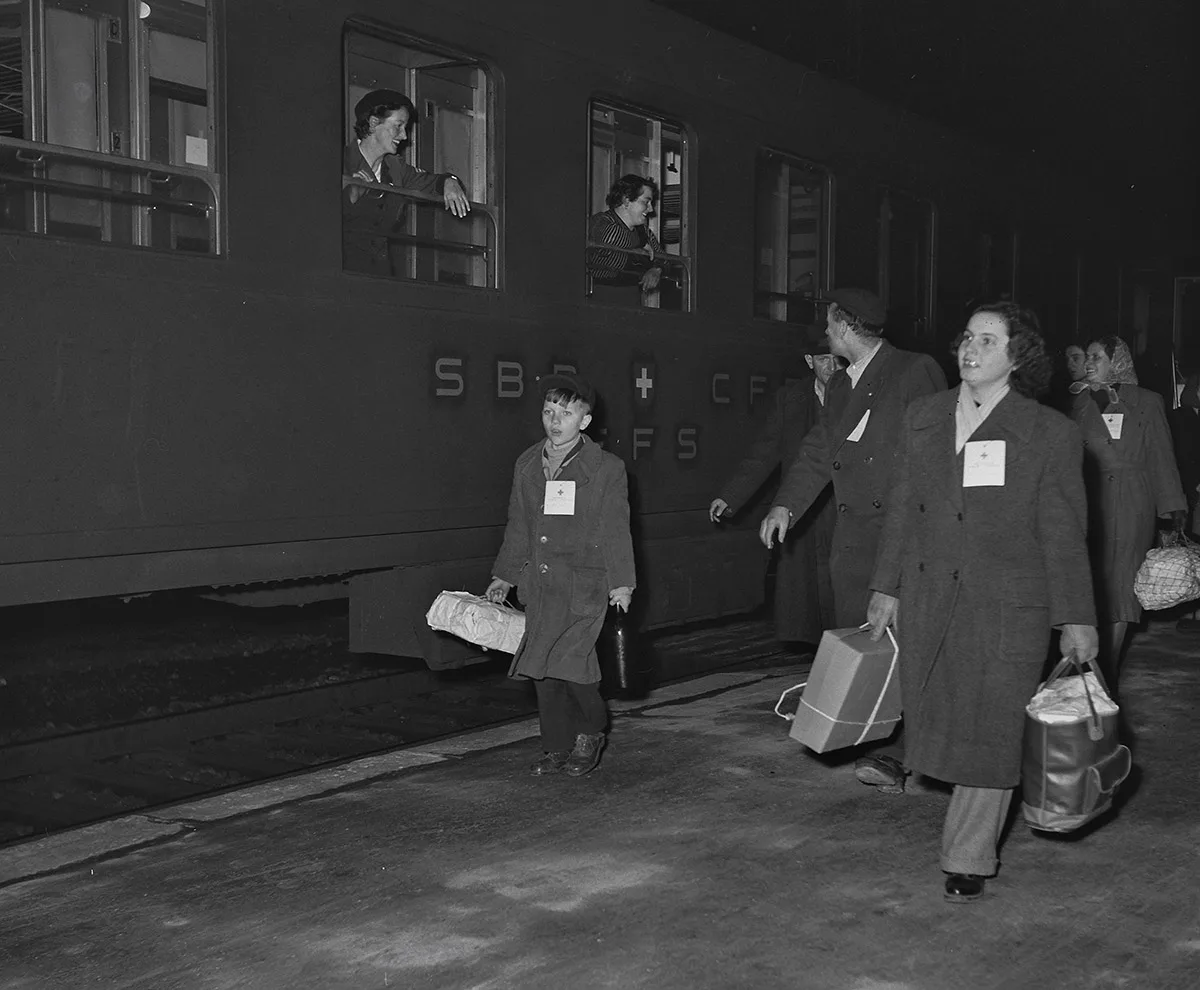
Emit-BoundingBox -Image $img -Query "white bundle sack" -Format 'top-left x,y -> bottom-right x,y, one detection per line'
1026,670 -> 1118,724
1133,537 -> 1200,610
425,591 -> 526,654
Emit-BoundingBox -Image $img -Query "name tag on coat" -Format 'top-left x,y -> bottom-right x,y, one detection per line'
544,480 -> 576,515
963,440 -> 1006,487
1102,413 -> 1124,440
845,410 -> 870,442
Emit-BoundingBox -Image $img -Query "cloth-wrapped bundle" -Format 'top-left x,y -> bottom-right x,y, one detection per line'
1133,534 -> 1200,610
425,591 -> 526,654
1021,656 -> 1131,833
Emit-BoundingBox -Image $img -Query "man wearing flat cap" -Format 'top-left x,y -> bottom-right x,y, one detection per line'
760,288 -> 946,793
709,326 -> 842,649
343,89 -> 471,275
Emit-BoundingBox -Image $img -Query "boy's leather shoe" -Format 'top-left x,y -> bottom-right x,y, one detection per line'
564,733 -> 606,777
943,874 -> 986,903
529,751 -> 571,776
854,755 -> 908,794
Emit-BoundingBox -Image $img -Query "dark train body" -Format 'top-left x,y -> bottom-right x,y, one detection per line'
0,0 -> 1149,664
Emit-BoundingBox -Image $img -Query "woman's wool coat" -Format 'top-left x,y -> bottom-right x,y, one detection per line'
871,388 -> 1096,788
492,437 -> 636,684
1071,385 -> 1186,622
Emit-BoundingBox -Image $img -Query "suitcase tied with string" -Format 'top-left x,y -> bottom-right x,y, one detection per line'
425,591 -> 526,654
779,625 -> 901,753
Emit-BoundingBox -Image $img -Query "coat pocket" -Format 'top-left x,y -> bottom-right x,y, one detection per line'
570,566 -> 608,617
1001,572 -> 1050,657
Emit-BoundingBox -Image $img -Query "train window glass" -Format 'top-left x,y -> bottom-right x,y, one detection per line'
587,100 -> 690,311
0,0 -> 219,254
880,190 -> 935,344
754,151 -> 830,324
343,27 -> 496,288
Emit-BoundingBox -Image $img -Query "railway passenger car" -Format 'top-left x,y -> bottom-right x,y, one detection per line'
0,0 -> 1140,665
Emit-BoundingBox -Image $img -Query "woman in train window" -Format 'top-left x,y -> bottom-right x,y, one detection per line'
586,174 -> 666,305
342,89 -> 471,276
1070,336 -> 1187,685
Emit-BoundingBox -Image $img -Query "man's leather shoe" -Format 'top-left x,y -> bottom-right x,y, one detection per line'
564,733 -> 605,777
529,751 -> 570,776
854,755 -> 908,794
943,873 -> 986,903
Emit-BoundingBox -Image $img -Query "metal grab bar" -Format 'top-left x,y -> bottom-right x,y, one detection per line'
342,223 -> 489,257
0,171 -> 210,216
0,135 -> 218,189
585,240 -> 691,272
341,176 -> 497,226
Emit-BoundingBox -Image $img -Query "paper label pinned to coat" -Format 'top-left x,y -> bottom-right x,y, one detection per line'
544,480 -> 576,515
963,440 -> 1006,487
1102,413 -> 1123,440
845,409 -> 870,442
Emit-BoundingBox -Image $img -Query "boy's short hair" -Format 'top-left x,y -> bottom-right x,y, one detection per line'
538,373 -> 595,412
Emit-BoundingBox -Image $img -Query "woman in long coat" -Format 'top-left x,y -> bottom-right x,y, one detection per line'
868,302 -> 1098,903
1070,336 -> 1186,680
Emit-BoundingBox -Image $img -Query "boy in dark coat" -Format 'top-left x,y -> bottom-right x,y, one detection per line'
486,375 -> 635,777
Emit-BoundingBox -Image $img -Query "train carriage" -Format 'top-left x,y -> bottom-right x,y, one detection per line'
0,0 -> 1132,665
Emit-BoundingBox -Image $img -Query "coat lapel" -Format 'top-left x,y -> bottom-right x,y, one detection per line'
911,389 -> 962,513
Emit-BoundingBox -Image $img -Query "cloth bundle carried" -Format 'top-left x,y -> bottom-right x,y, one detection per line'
425,591 -> 526,654
778,624 -> 901,753
1133,532 -> 1200,610
1021,655 -> 1131,833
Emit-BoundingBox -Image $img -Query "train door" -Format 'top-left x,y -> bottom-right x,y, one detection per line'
879,189 -> 935,346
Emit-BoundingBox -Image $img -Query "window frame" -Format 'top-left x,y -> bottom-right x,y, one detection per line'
752,147 -> 834,327
0,0 -> 223,255
585,95 -> 693,313
878,187 -> 937,340
341,18 -> 501,290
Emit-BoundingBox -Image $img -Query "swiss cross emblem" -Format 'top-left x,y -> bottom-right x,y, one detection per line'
633,361 -> 656,406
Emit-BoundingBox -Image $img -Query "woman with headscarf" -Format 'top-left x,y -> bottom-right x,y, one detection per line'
1070,336 -> 1187,682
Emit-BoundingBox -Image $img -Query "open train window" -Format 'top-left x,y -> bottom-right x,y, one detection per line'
880,189 -> 936,344
0,0 -> 219,254
587,100 -> 690,311
343,26 -> 497,288
754,151 -> 831,325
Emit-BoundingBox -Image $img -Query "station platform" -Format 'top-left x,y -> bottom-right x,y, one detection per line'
2,619 -> 1198,990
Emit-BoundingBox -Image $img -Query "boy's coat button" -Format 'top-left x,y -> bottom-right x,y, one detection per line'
540,536 -> 548,543
539,564 -> 549,574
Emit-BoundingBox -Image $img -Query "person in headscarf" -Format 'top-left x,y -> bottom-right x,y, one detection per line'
1070,336 -> 1187,683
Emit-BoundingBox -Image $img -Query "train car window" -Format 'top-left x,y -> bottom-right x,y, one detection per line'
880,189 -> 935,344
587,100 -> 690,311
343,27 -> 496,288
0,0 -> 219,254
754,151 -> 831,324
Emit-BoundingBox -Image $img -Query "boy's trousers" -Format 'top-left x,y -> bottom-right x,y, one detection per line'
534,677 -> 607,752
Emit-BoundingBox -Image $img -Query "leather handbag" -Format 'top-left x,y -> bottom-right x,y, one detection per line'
1021,655 -> 1131,833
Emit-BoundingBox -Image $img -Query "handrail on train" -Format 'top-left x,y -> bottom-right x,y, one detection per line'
0,136 -> 220,195
341,176 -> 498,226
585,240 -> 692,306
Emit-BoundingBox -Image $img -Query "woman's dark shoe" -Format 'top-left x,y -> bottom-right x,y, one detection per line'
529,751 -> 571,776
943,873 -> 986,903
564,732 -> 606,777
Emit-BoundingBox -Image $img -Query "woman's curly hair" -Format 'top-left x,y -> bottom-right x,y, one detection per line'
951,301 -> 1053,398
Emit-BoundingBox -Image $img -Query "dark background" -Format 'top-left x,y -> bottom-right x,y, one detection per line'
653,0 -> 1199,266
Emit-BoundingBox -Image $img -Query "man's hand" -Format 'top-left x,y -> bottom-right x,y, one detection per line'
759,506 -> 791,548
640,266 -> 662,291
443,177 -> 471,218
609,586 -> 633,612
1060,623 -> 1100,665
709,498 -> 730,523
866,592 -> 899,641
485,577 -> 512,603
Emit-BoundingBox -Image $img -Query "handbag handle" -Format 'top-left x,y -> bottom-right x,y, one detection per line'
1043,652 -> 1108,742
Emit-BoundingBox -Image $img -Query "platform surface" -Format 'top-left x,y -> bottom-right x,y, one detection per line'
2,621 -> 1198,990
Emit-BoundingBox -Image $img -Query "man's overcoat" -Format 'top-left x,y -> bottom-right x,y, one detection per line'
717,376 -> 835,642
1071,385 -> 1186,621
492,437 -> 636,683
870,389 -> 1097,788
774,342 -> 946,625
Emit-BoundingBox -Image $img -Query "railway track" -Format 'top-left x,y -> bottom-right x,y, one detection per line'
0,616 -> 801,847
